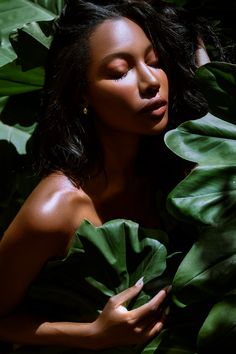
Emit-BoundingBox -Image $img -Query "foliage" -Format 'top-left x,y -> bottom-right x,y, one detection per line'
16,219 -> 171,354
0,0 -> 62,235
165,61 -> 236,353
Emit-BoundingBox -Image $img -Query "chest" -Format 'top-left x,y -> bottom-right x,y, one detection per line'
81,184 -> 161,229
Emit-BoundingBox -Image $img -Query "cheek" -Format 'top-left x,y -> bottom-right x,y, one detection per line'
88,80 -> 137,116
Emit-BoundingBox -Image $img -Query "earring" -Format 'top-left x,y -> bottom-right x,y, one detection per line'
83,107 -> 88,115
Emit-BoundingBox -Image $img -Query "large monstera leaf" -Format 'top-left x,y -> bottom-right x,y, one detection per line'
164,61 -> 236,353
195,61 -> 236,123
197,293 -> 236,354
165,113 -> 236,226
17,219 -> 170,354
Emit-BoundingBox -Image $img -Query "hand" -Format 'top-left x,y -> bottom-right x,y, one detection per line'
90,279 -> 170,350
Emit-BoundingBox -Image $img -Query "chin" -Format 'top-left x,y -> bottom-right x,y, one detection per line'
149,114 -> 169,135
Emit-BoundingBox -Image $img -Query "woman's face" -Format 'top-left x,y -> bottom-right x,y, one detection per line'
86,17 -> 169,136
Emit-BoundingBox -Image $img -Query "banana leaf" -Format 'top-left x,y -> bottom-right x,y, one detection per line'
10,21 -> 53,70
0,0 -> 63,238
0,122 -> 37,235
0,120 -> 34,154
0,0 -> 55,67
0,61 -> 44,96
29,0 -> 64,15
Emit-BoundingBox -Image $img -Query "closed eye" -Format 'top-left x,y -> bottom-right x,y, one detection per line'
145,47 -> 159,69
147,60 -> 159,68
112,71 -> 128,81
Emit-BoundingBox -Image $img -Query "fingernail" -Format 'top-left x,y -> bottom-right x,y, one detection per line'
135,276 -> 144,287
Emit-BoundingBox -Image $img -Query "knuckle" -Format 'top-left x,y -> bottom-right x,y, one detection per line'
149,304 -> 158,313
134,326 -> 143,334
126,315 -> 136,327
108,295 -> 117,307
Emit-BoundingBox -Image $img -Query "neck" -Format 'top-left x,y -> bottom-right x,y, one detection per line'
84,124 -> 144,195
99,128 -> 142,183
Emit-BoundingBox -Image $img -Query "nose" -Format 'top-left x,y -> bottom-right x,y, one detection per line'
138,64 -> 160,98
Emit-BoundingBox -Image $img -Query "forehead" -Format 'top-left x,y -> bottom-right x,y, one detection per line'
88,17 -> 152,61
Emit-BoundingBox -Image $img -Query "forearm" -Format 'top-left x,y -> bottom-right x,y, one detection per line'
0,312 -> 96,349
0,285 -> 169,350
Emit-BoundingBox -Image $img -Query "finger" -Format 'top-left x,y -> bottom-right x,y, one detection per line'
147,318 -> 165,338
109,278 -> 144,308
148,285 -> 171,307
133,315 -> 166,344
130,287 -> 169,319
134,307 -> 163,331
146,309 -> 167,338
135,303 -> 170,333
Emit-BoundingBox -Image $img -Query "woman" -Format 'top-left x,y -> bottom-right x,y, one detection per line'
0,0 -> 215,352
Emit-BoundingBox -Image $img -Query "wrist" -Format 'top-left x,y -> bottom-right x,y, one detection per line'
36,321 -> 100,349
86,320 -> 105,351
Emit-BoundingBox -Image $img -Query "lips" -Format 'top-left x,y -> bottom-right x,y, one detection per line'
140,97 -> 167,114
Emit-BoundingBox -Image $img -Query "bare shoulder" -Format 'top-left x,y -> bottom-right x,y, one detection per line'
0,173 -> 88,315
2,172 -> 88,254
22,173 -> 82,233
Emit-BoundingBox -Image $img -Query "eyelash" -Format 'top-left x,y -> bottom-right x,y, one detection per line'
113,72 -> 128,81
149,62 -> 158,68
112,61 -> 159,81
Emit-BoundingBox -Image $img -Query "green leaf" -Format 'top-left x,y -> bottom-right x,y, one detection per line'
0,62 -> 44,95
1,91 -> 41,126
26,219 -> 168,328
0,0 -> 55,67
29,0 -> 64,15
165,113 -> 236,166
165,113 -> 236,226
0,46 -> 16,67
164,58 -> 236,352
195,61 -> 236,123
18,219 -> 171,353
172,225 -> 236,305
197,295 -> 236,354
0,121 -> 33,154
166,165 -> 236,226
0,96 -> 8,113
165,113 -> 236,308
10,21 -> 53,70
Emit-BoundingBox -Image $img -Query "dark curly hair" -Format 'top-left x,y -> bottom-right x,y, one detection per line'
33,0 -> 221,186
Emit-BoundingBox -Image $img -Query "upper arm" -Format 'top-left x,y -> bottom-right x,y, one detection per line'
0,178 -> 77,317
